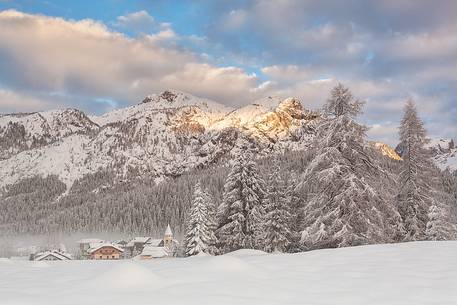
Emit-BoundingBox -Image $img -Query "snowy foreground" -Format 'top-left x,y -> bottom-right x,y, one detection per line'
1,242 -> 457,305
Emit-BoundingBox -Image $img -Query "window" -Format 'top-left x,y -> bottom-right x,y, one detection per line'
112,255 -> 115,258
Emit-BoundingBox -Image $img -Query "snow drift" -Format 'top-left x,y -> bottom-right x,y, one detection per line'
1,241 -> 456,305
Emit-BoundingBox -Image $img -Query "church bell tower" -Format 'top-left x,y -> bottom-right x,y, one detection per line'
164,224 -> 173,248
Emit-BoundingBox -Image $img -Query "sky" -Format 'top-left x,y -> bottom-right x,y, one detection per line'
0,0 -> 456,145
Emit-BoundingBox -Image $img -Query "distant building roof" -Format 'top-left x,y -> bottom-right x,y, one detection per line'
139,246 -> 169,258
147,239 -> 163,247
88,243 -> 124,254
115,240 -> 128,245
126,237 -> 152,248
77,238 -> 104,244
35,251 -> 72,261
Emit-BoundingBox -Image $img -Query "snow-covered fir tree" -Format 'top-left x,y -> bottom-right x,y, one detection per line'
184,182 -> 212,256
300,83 -> 400,250
425,199 -> 451,241
285,172 -> 304,253
204,189 -> 218,255
217,152 -> 267,253
441,170 -> 457,237
263,162 -> 292,253
396,100 -> 437,241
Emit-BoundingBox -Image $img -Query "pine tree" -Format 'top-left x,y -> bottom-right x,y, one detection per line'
425,199 -> 450,241
397,100 -> 436,241
184,182 -> 210,256
217,153 -> 267,253
263,162 -> 292,253
285,172 -> 304,252
204,189 -> 218,255
300,83 -> 399,250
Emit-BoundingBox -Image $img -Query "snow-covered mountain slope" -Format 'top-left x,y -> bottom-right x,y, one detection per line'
1,241 -> 456,305
427,138 -> 457,172
395,137 -> 457,173
0,90 -> 319,189
0,109 -> 98,160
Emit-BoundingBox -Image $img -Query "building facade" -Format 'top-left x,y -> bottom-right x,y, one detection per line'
88,244 -> 124,260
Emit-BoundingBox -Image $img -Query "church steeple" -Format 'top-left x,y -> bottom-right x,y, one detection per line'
164,224 -> 173,248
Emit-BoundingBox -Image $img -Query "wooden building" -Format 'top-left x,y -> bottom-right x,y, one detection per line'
32,250 -> 72,261
88,243 -> 124,260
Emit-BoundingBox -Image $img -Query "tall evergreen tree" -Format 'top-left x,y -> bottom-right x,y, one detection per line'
204,189 -> 218,255
397,100 -> 436,241
285,173 -> 304,253
263,162 -> 292,253
217,153 -> 267,253
300,83 -> 400,250
184,182 -> 211,256
425,198 -> 451,241
441,170 -> 457,235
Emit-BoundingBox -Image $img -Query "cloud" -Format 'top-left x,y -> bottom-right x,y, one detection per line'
0,9 -> 267,112
195,0 -> 457,142
221,9 -> 248,30
0,4 -> 456,144
367,123 -> 399,146
0,88 -> 50,113
261,65 -> 320,83
114,10 -> 158,33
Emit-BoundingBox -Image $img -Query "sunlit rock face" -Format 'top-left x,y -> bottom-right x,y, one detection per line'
372,142 -> 402,161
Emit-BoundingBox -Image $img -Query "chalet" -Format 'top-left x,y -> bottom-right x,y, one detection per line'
88,243 -> 124,260
77,238 -> 104,253
32,250 -> 72,261
125,237 -> 156,257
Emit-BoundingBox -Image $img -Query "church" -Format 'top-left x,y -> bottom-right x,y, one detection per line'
125,225 -> 179,259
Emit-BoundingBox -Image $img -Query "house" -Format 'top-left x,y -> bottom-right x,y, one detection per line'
88,243 -> 124,260
124,237 -> 154,257
32,250 -> 72,261
114,239 -> 129,248
136,225 -> 179,260
77,238 -> 104,258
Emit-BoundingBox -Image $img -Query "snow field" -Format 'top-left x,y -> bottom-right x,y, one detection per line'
1,242 -> 456,305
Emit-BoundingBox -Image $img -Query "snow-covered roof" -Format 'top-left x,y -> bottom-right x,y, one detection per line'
35,251 -> 72,261
132,237 -> 151,243
88,243 -> 124,254
126,237 -> 153,248
139,246 -> 168,258
146,239 -> 163,247
165,224 -> 173,236
77,238 -> 104,244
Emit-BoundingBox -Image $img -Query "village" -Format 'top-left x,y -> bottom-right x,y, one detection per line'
28,225 -> 179,261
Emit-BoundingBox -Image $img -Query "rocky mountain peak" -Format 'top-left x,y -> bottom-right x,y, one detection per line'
141,90 -> 180,104
372,142 -> 402,161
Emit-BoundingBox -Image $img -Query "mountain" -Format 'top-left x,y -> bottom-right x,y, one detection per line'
372,142 -> 402,161
0,90 -> 320,189
395,138 -> 457,173
0,90 -> 449,236
427,138 -> 457,172
0,108 -> 98,160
